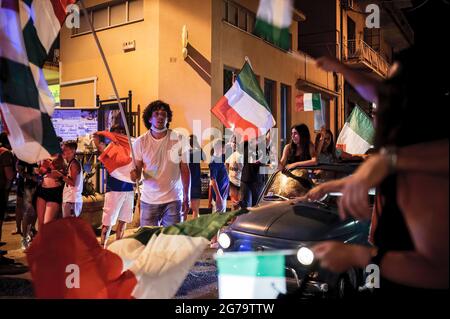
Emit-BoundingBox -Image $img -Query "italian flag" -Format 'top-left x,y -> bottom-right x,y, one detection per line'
96,131 -> 134,183
26,210 -> 247,299
216,251 -> 286,299
296,93 -> 322,111
336,105 -> 375,154
254,0 -> 293,51
212,62 -> 275,140
0,0 -> 74,163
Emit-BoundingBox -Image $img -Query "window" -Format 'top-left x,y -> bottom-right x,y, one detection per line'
72,0 -> 143,36
280,84 -> 291,149
264,79 -> 277,120
128,0 -> 144,21
110,2 -> 126,25
93,8 -> 108,29
224,67 -> 238,94
364,28 -> 380,52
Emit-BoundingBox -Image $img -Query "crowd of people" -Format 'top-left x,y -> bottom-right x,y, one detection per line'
0,41 -> 447,297
0,134 -> 84,265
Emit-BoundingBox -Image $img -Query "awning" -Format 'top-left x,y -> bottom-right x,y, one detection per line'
295,79 -> 340,100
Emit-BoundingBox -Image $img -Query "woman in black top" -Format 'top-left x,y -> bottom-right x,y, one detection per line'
280,124 -> 317,170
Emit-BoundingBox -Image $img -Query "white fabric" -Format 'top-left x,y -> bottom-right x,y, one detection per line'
133,130 -> 185,204
31,0 -> 60,52
102,191 -> 135,226
218,275 -> 286,299
62,202 -> 83,218
256,0 -> 293,28
225,81 -> 275,135
63,159 -> 83,203
129,234 -> 209,299
336,123 -> 372,155
225,151 -> 243,187
0,103 -> 51,163
0,6 -> 28,65
108,233 -> 210,299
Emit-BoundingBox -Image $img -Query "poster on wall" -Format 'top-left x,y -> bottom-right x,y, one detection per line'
51,109 -> 98,141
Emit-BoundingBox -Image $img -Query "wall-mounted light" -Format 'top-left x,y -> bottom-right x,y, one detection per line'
181,25 -> 188,59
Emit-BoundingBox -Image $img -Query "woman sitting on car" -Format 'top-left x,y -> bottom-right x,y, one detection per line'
280,124 -> 317,170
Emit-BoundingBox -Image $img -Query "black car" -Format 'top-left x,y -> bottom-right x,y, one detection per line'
217,164 -> 373,298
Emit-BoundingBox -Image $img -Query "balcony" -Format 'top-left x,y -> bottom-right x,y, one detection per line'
344,39 -> 390,78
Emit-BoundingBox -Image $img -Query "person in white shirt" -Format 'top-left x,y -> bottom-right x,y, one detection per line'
59,141 -> 83,218
130,100 -> 191,227
225,136 -> 243,211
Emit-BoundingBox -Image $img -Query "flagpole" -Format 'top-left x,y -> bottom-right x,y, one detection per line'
78,0 -> 140,190
244,56 -> 253,69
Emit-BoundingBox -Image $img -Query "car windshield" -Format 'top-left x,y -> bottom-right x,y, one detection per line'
263,166 -> 355,201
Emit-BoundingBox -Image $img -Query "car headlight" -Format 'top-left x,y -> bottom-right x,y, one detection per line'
297,247 -> 314,266
218,233 -> 231,249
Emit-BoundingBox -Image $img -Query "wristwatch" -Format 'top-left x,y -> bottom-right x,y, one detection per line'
379,146 -> 398,175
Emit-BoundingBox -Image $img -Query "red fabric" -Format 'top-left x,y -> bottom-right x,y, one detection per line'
211,96 -> 259,141
295,94 -> 305,112
50,0 -> 77,24
96,131 -> 132,174
26,218 -> 137,299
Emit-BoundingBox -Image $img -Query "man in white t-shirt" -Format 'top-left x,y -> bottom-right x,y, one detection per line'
225,136 -> 243,211
130,100 -> 191,227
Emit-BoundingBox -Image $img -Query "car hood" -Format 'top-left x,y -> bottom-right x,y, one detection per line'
230,201 -> 358,241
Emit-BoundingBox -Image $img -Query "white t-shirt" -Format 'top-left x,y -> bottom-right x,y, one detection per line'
133,130 -> 186,204
225,151 -> 243,187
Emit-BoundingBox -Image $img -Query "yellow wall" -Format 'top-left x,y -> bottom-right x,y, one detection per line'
60,0 -> 160,132
157,0 -> 212,135
61,0 -> 336,151
60,0 -> 212,137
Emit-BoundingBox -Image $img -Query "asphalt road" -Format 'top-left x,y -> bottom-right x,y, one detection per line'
0,219 -> 219,299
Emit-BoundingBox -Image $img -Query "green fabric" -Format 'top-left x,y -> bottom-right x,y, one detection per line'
216,252 -> 285,277
129,209 -> 249,246
254,19 -> 290,51
237,63 -> 270,111
347,106 -> 375,144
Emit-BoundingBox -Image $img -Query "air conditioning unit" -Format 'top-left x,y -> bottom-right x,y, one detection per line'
341,0 -> 355,10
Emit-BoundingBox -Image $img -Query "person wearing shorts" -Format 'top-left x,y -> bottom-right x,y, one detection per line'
93,125 -> 135,247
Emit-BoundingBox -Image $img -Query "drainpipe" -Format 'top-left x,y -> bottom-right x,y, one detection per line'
338,0 -> 344,132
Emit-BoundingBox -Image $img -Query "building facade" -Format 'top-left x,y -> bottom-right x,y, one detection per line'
55,0 -> 413,156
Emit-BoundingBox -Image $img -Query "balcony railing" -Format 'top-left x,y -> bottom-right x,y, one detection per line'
344,39 -> 389,77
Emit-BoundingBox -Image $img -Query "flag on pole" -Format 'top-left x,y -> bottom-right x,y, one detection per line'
95,130 -> 134,183
296,93 -> 322,112
254,0 -> 293,51
216,251 -> 287,299
336,105 -> 374,154
212,62 -> 275,140
0,0 -> 74,163
26,210 -> 247,299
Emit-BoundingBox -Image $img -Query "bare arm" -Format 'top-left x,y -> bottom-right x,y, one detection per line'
180,161 -> 191,202
62,161 -> 81,187
280,145 -> 290,167
210,179 -> 223,202
397,139 -> 448,175
180,161 -> 191,218
286,144 -> 318,169
378,173 -> 449,289
130,160 -> 144,182
316,56 -> 381,104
